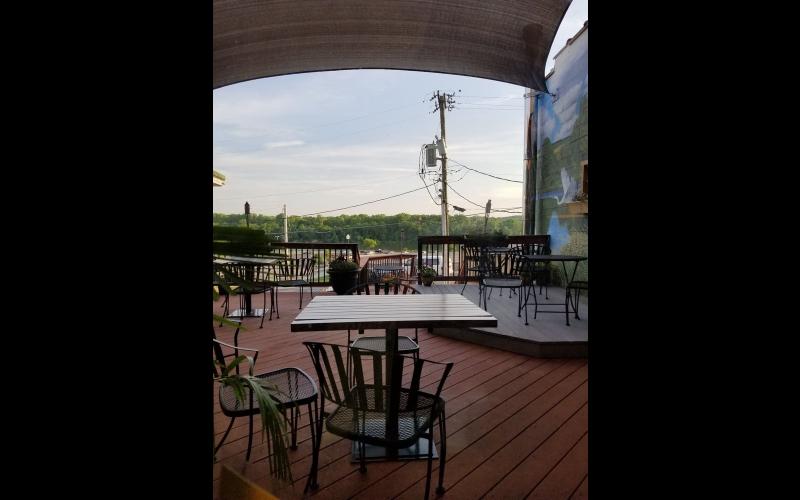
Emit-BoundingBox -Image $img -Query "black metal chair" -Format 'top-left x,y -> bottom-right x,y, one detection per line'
343,281 -> 421,382
567,280 -> 589,319
269,257 -> 316,319
481,246 -> 529,324
460,243 -> 488,295
303,342 -> 453,499
212,326 -> 318,463
221,262 -> 275,328
525,242 -> 551,299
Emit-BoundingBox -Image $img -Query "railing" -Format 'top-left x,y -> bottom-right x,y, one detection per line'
358,253 -> 417,284
271,242 -> 360,285
417,235 -> 551,284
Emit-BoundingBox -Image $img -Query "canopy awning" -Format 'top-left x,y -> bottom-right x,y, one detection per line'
214,0 -> 572,91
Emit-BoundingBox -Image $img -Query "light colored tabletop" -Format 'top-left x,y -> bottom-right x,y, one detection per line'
291,293 -> 497,332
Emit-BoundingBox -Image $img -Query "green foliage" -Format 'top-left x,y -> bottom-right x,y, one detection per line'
362,237 -> 378,250
212,226 -> 279,257
213,213 -> 523,250
214,355 -> 293,482
419,266 -> 436,277
328,255 -> 359,271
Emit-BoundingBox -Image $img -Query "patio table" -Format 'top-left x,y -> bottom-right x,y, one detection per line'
291,293 -> 497,460
520,254 -> 587,326
214,256 -> 279,317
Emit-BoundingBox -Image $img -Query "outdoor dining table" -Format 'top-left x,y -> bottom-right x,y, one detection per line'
291,293 -> 497,460
520,254 -> 587,326
214,256 -> 280,318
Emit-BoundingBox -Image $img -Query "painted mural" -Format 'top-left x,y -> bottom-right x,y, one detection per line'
531,23 -> 588,283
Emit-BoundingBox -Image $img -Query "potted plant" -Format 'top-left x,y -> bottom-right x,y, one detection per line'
328,255 -> 360,294
212,263 -> 293,482
420,265 -> 436,286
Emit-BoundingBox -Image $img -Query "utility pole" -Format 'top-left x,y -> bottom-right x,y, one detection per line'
244,201 -> 250,228
432,91 -> 456,237
282,204 -> 288,242
431,90 -> 456,274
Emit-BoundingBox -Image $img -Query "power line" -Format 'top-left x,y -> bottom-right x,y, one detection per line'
455,107 -> 524,111
297,183 -> 435,217
449,158 -> 523,183
214,173 -> 414,200
447,183 -> 485,209
458,95 -> 524,99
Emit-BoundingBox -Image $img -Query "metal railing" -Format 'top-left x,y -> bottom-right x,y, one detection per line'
417,235 -> 550,284
271,242 -> 360,285
359,253 -> 417,284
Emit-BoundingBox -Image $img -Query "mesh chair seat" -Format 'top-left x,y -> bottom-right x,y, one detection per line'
483,277 -> 523,288
272,278 -> 309,287
219,367 -> 318,416
214,331 -> 320,463
327,386 -> 440,448
350,336 -> 419,353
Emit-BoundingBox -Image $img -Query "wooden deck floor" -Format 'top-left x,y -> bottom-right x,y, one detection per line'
213,291 -> 588,499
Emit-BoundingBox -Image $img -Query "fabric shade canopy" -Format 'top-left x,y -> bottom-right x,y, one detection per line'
214,0 -> 572,91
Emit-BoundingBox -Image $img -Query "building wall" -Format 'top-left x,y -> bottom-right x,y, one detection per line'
529,23 -> 588,282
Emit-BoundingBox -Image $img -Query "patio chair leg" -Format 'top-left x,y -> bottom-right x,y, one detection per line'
246,413 -> 254,461
214,417 -> 236,458
424,427 -> 434,500
305,399 -> 321,492
565,289 -> 571,326
436,406 -> 447,495
290,405 -> 298,449
259,290 -> 268,328
359,440 -> 367,473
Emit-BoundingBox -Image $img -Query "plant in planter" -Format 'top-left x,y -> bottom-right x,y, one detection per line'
420,265 -> 436,286
328,255 -> 360,294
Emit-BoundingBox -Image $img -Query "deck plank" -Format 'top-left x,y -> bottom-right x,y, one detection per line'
212,291 -> 588,499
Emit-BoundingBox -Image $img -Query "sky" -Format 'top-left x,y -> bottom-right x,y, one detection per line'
213,0 -> 588,218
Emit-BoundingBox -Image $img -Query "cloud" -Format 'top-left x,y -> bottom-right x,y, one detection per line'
267,140 -> 305,149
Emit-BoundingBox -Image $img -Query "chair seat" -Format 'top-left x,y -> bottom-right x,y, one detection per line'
483,277 -> 522,288
326,385 -> 440,447
351,336 -> 419,353
273,279 -> 309,287
219,367 -> 317,416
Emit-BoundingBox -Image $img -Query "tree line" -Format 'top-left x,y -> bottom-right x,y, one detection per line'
213,212 -> 523,252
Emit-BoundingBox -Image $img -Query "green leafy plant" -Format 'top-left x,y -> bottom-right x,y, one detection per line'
328,255 -> 359,272
212,262 -> 293,482
213,353 -> 293,482
419,266 -> 436,278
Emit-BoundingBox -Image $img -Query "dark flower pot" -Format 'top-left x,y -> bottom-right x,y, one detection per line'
329,270 -> 359,294
422,277 -> 434,287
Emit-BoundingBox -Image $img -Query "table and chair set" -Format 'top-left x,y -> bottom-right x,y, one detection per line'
459,241 -> 588,326
212,241 -> 585,496
213,253 -> 497,498
213,255 -> 316,327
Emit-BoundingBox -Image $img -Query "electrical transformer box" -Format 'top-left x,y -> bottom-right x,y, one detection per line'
425,143 -> 438,168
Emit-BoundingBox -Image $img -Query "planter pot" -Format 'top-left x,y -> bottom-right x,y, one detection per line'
329,270 -> 359,294
564,201 -> 588,215
422,277 -> 434,287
